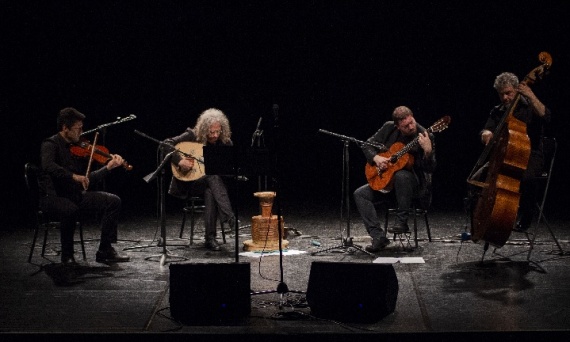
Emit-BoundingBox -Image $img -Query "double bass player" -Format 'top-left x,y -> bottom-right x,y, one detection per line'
477,71 -> 551,234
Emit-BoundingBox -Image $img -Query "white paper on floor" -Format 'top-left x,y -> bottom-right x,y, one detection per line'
373,257 -> 425,264
240,250 -> 307,257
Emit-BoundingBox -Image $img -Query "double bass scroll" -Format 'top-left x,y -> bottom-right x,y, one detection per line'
468,52 -> 552,248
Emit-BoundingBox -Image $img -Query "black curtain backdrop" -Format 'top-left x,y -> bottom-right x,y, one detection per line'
4,0 -> 569,229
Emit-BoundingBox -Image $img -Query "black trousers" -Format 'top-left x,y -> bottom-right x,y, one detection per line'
40,191 -> 121,257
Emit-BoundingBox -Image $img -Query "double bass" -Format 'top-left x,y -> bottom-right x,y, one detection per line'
467,52 -> 552,248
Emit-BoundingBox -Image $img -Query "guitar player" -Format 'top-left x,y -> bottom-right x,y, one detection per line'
162,108 -> 237,251
353,105 -> 436,253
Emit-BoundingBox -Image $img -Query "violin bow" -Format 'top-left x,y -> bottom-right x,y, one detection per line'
84,132 -> 99,190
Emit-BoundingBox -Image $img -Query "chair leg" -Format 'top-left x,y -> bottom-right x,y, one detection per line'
28,225 -> 40,263
413,208 -> 419,249
384,209 -> 394,241
221,221 -> 226,244
78,222 -> 86,260
41,226 -> 49,257
179,210 -> 187,239
423,211 -> 432,242
189,207 -> 196,245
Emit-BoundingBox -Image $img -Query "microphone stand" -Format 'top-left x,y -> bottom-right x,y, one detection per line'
124,130 -> 188,266
81,114 -> 137,136
250,105 -> 304,306
251,117 -> 268,191
81,114 -> 136,242
312,129 -> 381,257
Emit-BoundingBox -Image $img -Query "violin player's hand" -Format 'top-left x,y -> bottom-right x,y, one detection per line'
106,154 -> 125,170
73,174 -> 89,190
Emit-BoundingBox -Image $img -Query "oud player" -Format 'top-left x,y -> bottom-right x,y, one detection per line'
162,108 -> 237,251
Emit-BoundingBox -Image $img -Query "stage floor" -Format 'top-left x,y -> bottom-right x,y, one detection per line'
2,200 -> 570,341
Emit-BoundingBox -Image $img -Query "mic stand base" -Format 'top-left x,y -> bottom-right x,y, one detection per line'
311,237 -> 376,257
123,237 -> 190,251
144,250 -> 187,267
251,283 -> 306,310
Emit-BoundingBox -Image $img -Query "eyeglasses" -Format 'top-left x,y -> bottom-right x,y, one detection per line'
208,130 -> 222,135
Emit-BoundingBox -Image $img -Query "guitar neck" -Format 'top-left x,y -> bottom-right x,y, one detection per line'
393,130 -> 429,160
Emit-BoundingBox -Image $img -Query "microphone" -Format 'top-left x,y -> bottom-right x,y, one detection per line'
134,129 -> 148,138
251,117 -> 263,147
256,117 -> 262,131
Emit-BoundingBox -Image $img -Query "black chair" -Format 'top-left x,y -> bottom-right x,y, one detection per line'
384,200 -> 431,251
381,174 -> 433,250
526,136 -> 564,257
179,196 -> 228,245
25,162 -> 86,263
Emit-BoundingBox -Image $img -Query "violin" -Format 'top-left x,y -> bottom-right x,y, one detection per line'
70,139 -> 133,171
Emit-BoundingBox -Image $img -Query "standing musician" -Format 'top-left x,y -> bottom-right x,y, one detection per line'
479,72 -> 551,232
39,107 -> 130,265
162,108 -> 236,251
354,106 -> 436,252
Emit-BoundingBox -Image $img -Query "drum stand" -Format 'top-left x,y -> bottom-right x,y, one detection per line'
312,136 -> 374,257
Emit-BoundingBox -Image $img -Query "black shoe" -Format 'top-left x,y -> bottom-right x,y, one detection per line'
205,239 -> 221,251
388,222 -> 410,234
96,247 -> 130,263
365,237 -> 391,253
513,222 -> 529,233
226,217 -> 240,228
61,255 -> 77,266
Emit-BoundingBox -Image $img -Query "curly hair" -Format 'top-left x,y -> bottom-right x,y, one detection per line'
493,72 -> 519,91
193,108 -> 232,144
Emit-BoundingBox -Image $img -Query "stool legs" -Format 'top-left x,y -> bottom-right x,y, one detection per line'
384,206 -> 430,250
179,197 -> 230,245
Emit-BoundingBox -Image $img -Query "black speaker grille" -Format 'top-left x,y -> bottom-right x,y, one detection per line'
306,261 -> 398,323
169,262 -> 251,325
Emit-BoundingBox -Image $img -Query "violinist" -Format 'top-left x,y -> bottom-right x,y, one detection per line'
39,107 -> 130,265
479,72 -> 551,232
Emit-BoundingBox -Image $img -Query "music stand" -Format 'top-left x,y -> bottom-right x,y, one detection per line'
202,145 -> 277,261
312,130 -> 376,257
202,145 -> 246,263
205,145 -> 299,297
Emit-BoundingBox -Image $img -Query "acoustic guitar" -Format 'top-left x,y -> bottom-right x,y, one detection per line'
171,141 -> 206,181
365,116 -> 451,192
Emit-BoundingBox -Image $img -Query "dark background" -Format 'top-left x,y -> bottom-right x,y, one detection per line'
3,0 -> 569,229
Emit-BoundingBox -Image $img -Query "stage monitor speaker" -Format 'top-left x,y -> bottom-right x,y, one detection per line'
306,261 -> 398,323
169,262 -> 251,325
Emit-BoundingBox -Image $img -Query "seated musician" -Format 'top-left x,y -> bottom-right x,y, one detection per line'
353,106 -> 436,252
162,108 -> 236,251
39,107 -> 130,265
479,72 -> 551,232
